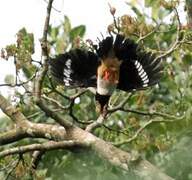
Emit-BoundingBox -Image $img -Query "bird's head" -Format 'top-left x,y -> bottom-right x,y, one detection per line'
98,57 -> 122,84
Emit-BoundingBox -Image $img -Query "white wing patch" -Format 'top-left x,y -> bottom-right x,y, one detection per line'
134,60 -> 149,87
63,59 -> 72,86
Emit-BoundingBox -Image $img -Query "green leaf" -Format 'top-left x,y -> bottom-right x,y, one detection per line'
69,25 -> 86,42
145,0 -> 157,7
183,53 -> 192,66
63,15 -> 71,33
51,26 -> 59,40
22,65 -> 36,79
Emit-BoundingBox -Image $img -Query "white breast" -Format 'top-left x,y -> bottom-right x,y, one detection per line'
97,76 -> 116,95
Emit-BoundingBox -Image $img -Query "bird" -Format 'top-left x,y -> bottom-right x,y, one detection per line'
49,34 -> 162,115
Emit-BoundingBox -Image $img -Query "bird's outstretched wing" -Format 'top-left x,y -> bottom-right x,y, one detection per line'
114,35 -> 163,91
95,34 -> 162,91
49,49 -> 99,87
50,34 -> 162,91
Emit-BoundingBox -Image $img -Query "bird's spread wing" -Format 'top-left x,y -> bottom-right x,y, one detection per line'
117,52 -> 162,91
113,35 -> 163,91
50,34 -> 162,91
49,49 -> 99,87
95,34 -> 162,91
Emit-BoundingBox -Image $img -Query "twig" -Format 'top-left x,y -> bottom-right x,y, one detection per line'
114,117 -> 184,146
42,95 -> 70,110
43,0 -> 61,13
70,89 -> 88,100
85,115 -> 105,132
137,25 -> 160,43
31,150 -> 45,169
109,106 -> 185,120
34,0 -> 54,100
0,69 -> 38,88
108,3 -> 120,33
103,124 -> 129,136
107,93 -> 133,114
27,111 -> 44,119
154,7 -> 182,61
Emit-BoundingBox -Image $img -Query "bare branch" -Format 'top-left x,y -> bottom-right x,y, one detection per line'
31,150 -> 45,169
137,24 -> 160,43
34,0 -> 54,100
0,69 -> 37,88
155,7 -> 182,61
36,99 -> 73,127
85,115 -> 105,132
0,94 -> 27,124
107,93 -> 133,114
0,129 -> 27,145
108,105 -> 184,120
0,140 -> 85,158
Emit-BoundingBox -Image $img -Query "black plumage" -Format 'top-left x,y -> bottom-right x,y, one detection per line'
49,34 -> 162,93
50,49 -> 99,87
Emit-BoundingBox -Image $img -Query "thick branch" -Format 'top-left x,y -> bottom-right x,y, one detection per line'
66,126 -> 174,180
0,140 -> 85,158
0,129 -> 27,145
0,94 -> 28,124
0,94 -> 67,144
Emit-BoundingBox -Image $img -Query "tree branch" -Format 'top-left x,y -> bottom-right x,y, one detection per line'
109,107 -> 184,120
67,127 -> 174,180
0,69 -> 38,88
34,0 -> 54,100
31,150 -> 45,169
0,140 -> 85,158
0,94 -> 28,124
85,115 -> 105,132
155,7 -> 182,61
114,117 -> 184,146
0,129 -> 27,145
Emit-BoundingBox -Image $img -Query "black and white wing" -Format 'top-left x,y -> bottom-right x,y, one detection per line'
49,49 -> 99,87
113,34 -> 163,91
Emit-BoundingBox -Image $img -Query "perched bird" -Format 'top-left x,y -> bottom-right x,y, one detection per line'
49,34 -> 162,115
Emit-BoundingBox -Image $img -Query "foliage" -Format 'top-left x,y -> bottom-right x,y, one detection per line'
48,15 -> 86,54
0,1 -> 192,179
